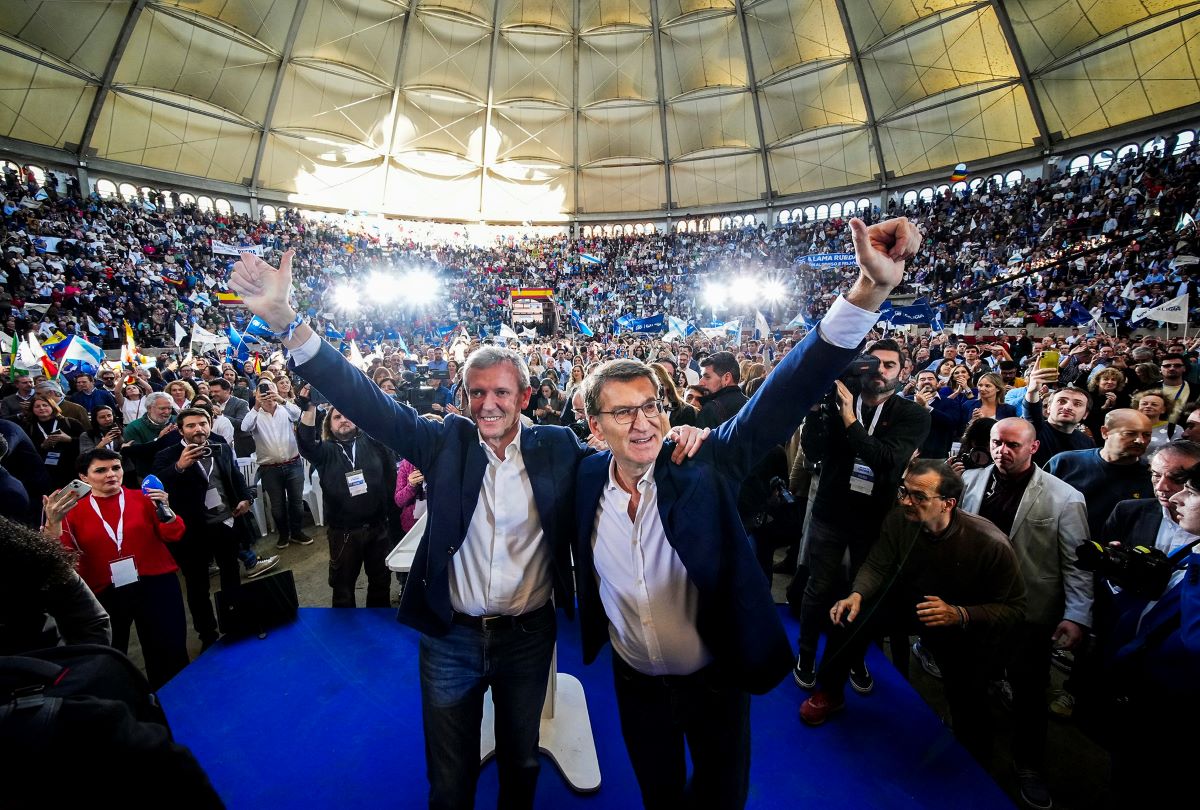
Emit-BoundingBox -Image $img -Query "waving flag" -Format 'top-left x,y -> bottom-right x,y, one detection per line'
25,333 -> 58,378
59,335 -> 106,377
950,163 -> 968,182
214,290 -> 244,307
754,311 -> 770,340
1132,293 -> 1189,324
324,323 -> 345,341
228,325 -> 250,362
580,253 -> 604,266
245,315 -> 276,341
883,298 -> 935,326
570,309 -> 594,337
40,331 -> 71,361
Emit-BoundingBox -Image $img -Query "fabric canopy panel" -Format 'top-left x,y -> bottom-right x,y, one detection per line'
2,0 -> 1198,219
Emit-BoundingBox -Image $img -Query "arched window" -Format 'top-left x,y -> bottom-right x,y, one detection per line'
215,198 -> 232,216
160,190 -> 174,209
918,188 -> 934,203
634,223 -> 645,235
675,221 -> 687,233
733,215 -> 744,228
990,174 -> 1004,188
816,204 -> 828,219
858,197 -> 871,212
1116,143 -> 1139,162
902,190 -> 918,206
96,179 -> 117,199
196,196 -> 214,212
1172,130 -> 1195,155
25,165 -> 46,187
261,204 -> 277,222
829,202 -> 842,219
623,223 -> 634,236
1,160 -> 18,175
778,209 -> 791,225
687,220 -> 697,233
1068,154 -> 1090,174
935,184 -> 949,197
844,199 -> 855,215
951,181 -> 967,194
601,224 -> 612,237
118,182 -> 138,202
1143,137 -> 1165,156
139,186 -> 153,201
718,216 -> 730,229
968,177 -> 984,190
1092,150 -> 1114,170
803,206 -> 815,221
1004,170 -> 1023,187
743,213 -> 756,226
643,223 -> 655,234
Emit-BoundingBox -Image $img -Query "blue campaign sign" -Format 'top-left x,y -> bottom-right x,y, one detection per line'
798,253 -> 856,268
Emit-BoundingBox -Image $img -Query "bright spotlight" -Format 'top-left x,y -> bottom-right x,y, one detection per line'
760,280 -> 786,303
400,269 -> 439,307
730,279 -> 756,305
369,272 -> 404,304
704,283 -> 726,310
333,285 -> 360,311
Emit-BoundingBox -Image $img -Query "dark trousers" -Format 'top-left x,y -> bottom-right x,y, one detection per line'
797,516 -> 878,662
168,524 -> 242,645
418,603 -> 556,810
612,655 -> 751,810
97,572 -> 190,690
816,601 -> 997,763
1007,622 -> 1055,769
260,458 -> 304,540
327,522 -> 391,608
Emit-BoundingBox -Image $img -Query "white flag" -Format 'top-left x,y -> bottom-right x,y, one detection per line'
754,310 -> 770,340
498,324 -> 519,341
348,340 -> 367,371
1132,293 -> 1189,324
1121,280 -> 1136,300
87,316 -> 102,336
174,321 -> 188,345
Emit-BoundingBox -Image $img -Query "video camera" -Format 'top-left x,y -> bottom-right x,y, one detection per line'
819,354 -> 881,415
1075,540 -> 1197,599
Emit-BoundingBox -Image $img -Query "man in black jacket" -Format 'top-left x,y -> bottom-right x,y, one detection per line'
794,337 -> 931,691
154,408 -> 276,648
296,395 -> 397,608
695,351 -> 748,428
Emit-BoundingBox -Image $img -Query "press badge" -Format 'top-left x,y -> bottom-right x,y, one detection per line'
110,556 -> 138,587
45,452 -> 61,466
849,459 -> 875,495
346,470 -> 368,497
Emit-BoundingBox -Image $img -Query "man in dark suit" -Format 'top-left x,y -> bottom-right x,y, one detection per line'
154,408 -> 276,649
1099,442 -> 1200,805
209,378 -> 253,457
571,215 -> 920,809
229,250 -> 707,810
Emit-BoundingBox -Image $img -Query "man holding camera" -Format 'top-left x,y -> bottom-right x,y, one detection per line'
794,338 -> 930,691
241,379 -> 311,550
1022,365 -> 1094,467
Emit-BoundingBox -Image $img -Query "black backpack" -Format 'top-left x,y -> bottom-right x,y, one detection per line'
0,644 -> 223,808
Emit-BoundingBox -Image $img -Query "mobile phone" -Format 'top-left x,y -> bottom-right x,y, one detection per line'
258,383 -> 271,394
63,479 -> 93,499
1038,351 -> 1061,370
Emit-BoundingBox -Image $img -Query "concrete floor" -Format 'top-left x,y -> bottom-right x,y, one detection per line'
128,524 -> 1112,809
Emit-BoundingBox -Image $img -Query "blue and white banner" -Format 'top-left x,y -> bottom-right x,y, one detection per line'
58,335 -> 106,377
797,253 -> 856,268
580,253 -> 604,265
618,313 -> 667,334
212,240 -> 265,257
570,309 -> 594,337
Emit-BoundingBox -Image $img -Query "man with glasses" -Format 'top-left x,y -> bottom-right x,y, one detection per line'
959,417 -> 1091,810
571,215 -> 919,809
800,461 -> 1025,765
1158,353 -> 1192,423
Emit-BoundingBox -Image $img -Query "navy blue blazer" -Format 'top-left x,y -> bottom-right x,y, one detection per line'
292,341 -> 591,636
572,326 -> 858,694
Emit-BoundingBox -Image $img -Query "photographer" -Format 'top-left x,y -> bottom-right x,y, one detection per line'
1098,443 -> 1200,805
794,338 -> 930,690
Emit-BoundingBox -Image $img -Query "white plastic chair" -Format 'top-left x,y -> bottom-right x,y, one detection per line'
302,468 -> 325,527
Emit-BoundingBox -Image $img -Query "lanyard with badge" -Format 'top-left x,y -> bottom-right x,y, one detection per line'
848,398 -> 884,496
39,419 -> 63,466
89,491 -> 137,587
339,439 -> 368,496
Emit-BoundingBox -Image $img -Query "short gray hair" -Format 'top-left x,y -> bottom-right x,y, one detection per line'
461,345 -> 530,392
584,359 -> 659,416
144,392 -> 173,410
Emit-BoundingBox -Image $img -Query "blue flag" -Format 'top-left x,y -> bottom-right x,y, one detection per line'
884,298 -> 935,326
570,309 -> 594,337
227,325 -> 250,362
245,315 -> 275,340
324,323 -> 344,340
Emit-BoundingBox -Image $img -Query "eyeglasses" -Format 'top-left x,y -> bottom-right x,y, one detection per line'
597,400 -> 665,425
897,485 -> 945,504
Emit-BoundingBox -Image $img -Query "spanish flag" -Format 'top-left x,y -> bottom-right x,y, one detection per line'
215,290 -> 244,307
122,320 -> 139,367
950,162 -> 968,182
254,352 -> 262,374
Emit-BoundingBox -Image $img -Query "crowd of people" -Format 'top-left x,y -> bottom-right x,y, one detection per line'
1,136 -> 1199,810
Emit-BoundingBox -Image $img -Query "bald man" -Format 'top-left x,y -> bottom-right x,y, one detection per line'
1046,409 -> 1155,541
959,417 -> 1091,810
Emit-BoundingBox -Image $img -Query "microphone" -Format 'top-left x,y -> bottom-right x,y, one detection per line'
141,474 -> 176,523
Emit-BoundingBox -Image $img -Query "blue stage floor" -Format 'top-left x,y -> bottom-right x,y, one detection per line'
160,608 -> 1012,809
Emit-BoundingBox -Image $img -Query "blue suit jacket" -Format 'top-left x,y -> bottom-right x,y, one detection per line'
293,341 -> 590,636
572,327 -> 858,694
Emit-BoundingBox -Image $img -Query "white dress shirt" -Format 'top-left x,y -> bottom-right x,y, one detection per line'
241,401 -> 300,463
452,426 -> 551,616
592,461 -> 712,676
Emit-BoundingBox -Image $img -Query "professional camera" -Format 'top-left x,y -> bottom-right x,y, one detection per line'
568,419 -> 591,442
819,354 -> 881,414
1075,541 -> 1178,598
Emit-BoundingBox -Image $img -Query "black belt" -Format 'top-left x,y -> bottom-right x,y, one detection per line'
329,519 -> 385,532
452,602 -> 551,631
